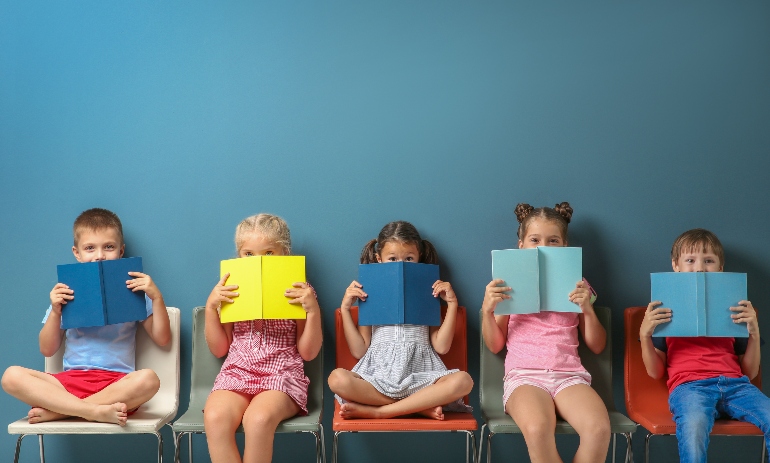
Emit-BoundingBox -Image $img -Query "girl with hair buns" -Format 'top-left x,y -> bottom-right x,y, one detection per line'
481,203 -> 610,463
328,221 -> 473,420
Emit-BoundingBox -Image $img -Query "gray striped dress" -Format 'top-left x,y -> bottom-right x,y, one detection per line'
336,324 -> 472,412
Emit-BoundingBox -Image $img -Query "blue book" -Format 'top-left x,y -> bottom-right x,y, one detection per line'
491,247 -> 582,314
357,262 -> 441,326
57,257 -> 147,329
651,272 -> 748,337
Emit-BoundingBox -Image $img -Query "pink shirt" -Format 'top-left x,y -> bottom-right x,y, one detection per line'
504,311 -> 586,373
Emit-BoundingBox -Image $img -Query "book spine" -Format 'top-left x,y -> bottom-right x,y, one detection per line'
398,263 -> 405,324
697,273 -> 707,336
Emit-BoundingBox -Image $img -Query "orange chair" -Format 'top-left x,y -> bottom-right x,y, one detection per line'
624,306 -> 766,463
331,306 -> 478,463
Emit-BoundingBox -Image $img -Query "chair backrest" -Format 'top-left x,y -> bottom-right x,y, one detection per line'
480,307 -> 615,414
46,307 -> 181,417
623,306 -> 761,421
187,307 -> 323,413
334,306 -> 469,402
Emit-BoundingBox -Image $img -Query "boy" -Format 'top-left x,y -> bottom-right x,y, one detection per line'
640,228 -> 770,462
1,208 -> 171,426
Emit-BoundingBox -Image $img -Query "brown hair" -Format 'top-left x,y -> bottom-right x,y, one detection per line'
671,228 -> 724,267
514,202 -> 573,241
360,221 -> 438,264
235,213 -> 291,254
73,208 -> 124,246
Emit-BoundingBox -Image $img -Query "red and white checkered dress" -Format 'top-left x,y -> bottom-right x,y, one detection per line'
211,319 -> 309,415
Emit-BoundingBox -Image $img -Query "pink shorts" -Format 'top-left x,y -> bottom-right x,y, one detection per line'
502,367 -> 592,409
50,369 -> 127,399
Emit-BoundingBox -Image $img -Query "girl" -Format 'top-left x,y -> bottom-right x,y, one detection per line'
328,221 -> 473,420
203,214 -> 323,463
481,203 -> 610,463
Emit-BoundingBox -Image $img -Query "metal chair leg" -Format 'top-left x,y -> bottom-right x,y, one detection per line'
13,434 -> 28,463
154,431 -> 163,463
466,430 -> 478,463
173,431 -> 186,463
612,433 -> 617,463
762,437 -> 767,463
319,424 -> 327,463
332,431 -> 341,463
486,430 -> 494,463
625,433 -> 633,463
645,433 -> 653,463
39,435 -> 45,463
188,432 -> 194,463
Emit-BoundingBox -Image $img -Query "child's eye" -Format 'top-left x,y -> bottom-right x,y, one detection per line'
244,252 -> 254,256
265,251 -> 273,256
405,257 -> 415,262
84,246 -> 94,251
388,257 -> 397,261
106,245 -> 115,250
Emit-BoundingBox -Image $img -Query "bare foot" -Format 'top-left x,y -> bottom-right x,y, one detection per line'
339,402 -> 382,419
28,407 -> 69,424
417,406 -> 445,420
90,403 -> 128,426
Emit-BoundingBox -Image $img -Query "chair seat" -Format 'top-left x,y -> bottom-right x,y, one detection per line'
332,401 -> 477,432
482,408 -> 637,435
629,408 -> 764,436
172,401 -> 323,434
8,407 -> 173,435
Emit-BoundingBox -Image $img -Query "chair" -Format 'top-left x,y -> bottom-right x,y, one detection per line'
624,306 -> 766,463
8,306 -> 181,463
171,307 -> 325,463
479,306 -> 636,463
331,306 -> 478,463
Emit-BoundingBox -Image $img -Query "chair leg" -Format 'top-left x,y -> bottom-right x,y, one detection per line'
645,433 -> 653,463
478,424 -> 486,463
612,433 -> 617,463
13,434 -> 27,463
173,431 -> 186,463
486,431 -> 494,463
332,431 -> 341,463
39,435 -> 45,463
465,430 -> 478,463
624,433 -> 633,463
762,437 -> 767,463
188,432 -> 194,463
154,431 -> 164,463
319,424 -> 327,463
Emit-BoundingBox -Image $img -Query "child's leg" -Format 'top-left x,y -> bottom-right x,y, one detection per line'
505,385 -> 561,463
328,368 -> 396,406
204,390 -> 251,463
1,366 -> 133,425
720,376 -> 770,456
668,378 -> 720,463
337,371 -> 472,420
241,390 -> 301,463
552,384 -> 610,463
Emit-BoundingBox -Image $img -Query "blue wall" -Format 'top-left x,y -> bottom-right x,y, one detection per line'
2,1 -> 769,462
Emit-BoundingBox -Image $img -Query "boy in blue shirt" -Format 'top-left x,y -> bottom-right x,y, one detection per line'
2,208 -> 171,425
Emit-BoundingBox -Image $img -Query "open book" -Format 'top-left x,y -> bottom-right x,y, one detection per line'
357,262 -> 441,326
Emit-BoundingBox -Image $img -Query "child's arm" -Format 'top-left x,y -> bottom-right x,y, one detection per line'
571,280 -> 606,354
480,279 -> 511,354
39,283 -> 72,357
204,274 -> 237,358
286,282 -> 322,361
429,281 -> 458,355
732,300 -> 761,379
340,281 -> 371,359
639,301 -> 670,379
131,272 -> 171,347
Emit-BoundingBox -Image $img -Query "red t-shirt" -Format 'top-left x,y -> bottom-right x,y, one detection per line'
653,336 -> 747,393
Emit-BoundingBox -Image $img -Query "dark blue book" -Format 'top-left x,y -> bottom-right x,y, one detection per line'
57,257 -> 147,329
357,262 -> 441,326
651,272 -> 748,337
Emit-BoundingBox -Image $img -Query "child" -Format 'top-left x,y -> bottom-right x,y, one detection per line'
1,208 -> 171,426
481,202 -> 610,463
328,220 -> 473,420
203,213 -> 322,463
640,228 -> 770,462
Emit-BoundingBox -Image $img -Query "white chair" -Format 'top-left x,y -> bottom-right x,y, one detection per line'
8,307 -> 181,463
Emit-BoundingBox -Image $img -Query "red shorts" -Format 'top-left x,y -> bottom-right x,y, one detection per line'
49,369 -> 127,399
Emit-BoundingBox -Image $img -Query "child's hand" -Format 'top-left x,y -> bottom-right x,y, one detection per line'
640,301 -> 671,338
127,271 -> 161,300
731,300 -> 759,337
341,280 -> 367,312
482,279 -> 510,315
286,282 -> 320,314
432,280 -> 457,303
206,273 -> 239,312
50,283 -> 74,315
568,280 -> 594,313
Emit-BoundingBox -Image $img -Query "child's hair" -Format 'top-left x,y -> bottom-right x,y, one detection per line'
514,202 -> 573,240
360,221 -> 438,265
671,228 -> 724,267
73,208 -> 124,246
235,213 -> 291,254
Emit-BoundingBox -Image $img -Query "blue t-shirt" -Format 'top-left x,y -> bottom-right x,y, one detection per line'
42,294 -> 153,373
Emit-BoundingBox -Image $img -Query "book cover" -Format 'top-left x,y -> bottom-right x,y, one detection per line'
651,272 -> 748,337
219,256 -> 306,323
491,247 -> 582,314
58,257 -> 146,329
358,262 -> 441,326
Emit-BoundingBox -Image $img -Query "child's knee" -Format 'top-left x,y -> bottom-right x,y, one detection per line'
454,371 -> 474,395
2,366 -> 27,394
242,407 -> 280,433
518,416 -> 555,440
327,368 -> 351,394
132,369 -> 160,396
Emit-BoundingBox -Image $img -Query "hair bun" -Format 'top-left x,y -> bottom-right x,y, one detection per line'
553,202 -> 573,223
514,203 -> 535,223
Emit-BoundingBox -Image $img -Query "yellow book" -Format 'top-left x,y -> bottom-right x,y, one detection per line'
219,256 -> 307,322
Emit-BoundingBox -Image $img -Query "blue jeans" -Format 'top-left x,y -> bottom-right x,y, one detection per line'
668,376 -> 770,463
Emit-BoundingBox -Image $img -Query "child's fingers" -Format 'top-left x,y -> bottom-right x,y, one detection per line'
219,273 -> 231,285
127,271 -> 147,278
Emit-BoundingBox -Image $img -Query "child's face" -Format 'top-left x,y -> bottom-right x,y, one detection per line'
238,233 -> 285,257
518,219 -> 566,249
672,246 -> 723,272
72,227 -> 125,262
376,241 -> 419,263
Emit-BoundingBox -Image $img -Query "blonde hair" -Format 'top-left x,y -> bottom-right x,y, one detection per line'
235,213 -> 291,254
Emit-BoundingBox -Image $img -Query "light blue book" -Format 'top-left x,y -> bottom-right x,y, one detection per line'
651,272 -> 748,337
491,247 -> 582,314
